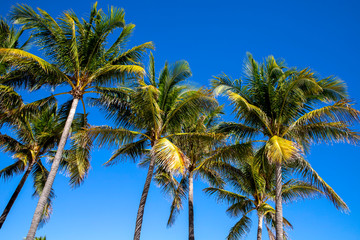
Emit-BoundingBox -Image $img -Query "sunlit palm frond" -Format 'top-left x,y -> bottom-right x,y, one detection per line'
265,136 -> 299,163
88,64 -> 145,87
0,48 -> 67,84
153,138 -> 188,174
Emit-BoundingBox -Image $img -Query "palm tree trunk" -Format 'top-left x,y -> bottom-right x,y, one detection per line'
133,153 -> 156,240
257,213 -> 264,240
26,98 -> 79,240
0,162 -> 34,229
275,162 -> 283,240
188,171 -> 195,240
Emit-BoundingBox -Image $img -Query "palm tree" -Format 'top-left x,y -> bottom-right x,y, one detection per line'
0,3 -> 153,238
82,53 -> 217,240
0,102 -> 89,229
154,106 -> 226,240
212,53 -> 360,240
204,148 -> 346,240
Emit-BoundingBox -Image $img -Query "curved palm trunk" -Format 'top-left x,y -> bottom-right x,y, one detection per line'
26,98 -> 79,240
257,213 -> 264,240
188,171 -> 195,240
275,162 -> 283,240
0,162 -> 34,229
133,153 -> 156,240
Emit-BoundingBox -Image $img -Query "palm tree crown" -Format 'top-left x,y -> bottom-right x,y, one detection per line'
2,3 -> 152,96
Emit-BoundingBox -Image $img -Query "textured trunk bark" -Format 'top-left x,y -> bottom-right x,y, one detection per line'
0,162 -> 34,229
26,98 -> 79,240
188,171 -> 195,240
133,153 -> 156,240
257,213 -> 264,240
275,162 -> 283,240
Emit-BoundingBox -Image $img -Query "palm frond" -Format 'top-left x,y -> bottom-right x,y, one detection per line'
153,138 -> 188,174
104,138 -> 148,166
287,157 -> 349,212
265,136 -> 299,163
226,215 -> 252,240
84,126 -> 144,148
204,187 -> 247,205
281,179 -> 323,203
226,200 -> 255,218
0,160 -> 25,180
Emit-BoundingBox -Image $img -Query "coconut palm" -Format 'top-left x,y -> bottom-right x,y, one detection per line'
212,53 -> 360,240
204,148 -> 345,240
0,3 -> 153,238
82,53 -> 217,240
0,102 -> 89,229
154,106 -> 227,240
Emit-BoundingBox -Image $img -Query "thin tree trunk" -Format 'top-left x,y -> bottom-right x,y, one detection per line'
0,162 -> 35,229
26,98 -> 79,240
133,153 -> 156,240
257,213 -> 264,240
275,162 -> 283,240
188,171 -> 195,240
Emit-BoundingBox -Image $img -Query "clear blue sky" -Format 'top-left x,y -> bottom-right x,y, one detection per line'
0,0 -> 360,239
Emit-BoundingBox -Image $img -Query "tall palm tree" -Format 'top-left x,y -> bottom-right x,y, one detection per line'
212,53 -> 360,240
154,106 -> 226,240
0,3 -> 153,238
0,102 -> 89,229
82,53 -> 217,240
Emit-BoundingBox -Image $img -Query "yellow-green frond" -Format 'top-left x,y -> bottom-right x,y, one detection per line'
153,138 -> 188,174
265,136 -> 299,163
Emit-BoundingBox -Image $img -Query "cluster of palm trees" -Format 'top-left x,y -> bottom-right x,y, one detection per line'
0,3 -> 359,240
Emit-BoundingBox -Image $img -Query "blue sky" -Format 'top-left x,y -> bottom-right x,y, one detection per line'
0,0 -> 360,239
